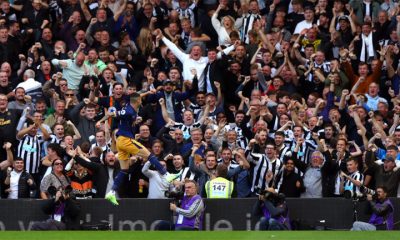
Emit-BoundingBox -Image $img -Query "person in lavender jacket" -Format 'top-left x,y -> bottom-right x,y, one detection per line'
351,186 -> 394,231
169,180 -> 205,230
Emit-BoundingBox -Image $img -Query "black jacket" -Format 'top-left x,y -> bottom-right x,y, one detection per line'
17,171 -> 37,198
42,198 -> 81,230
73,155 -> 120,198
365,150 -> 400,197
68,102 -> 96,145
275,170 -> 305,198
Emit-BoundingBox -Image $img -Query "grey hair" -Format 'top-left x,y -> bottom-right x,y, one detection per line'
24,69 -> 35,79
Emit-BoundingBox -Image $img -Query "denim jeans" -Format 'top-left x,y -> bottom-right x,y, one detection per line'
260,217 -> 286,230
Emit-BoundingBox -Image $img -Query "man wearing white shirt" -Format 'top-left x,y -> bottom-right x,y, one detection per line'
15,69 -> 42,103
5,157 -> 36,199
157,29 -> 236,90
294,6 -> 315,34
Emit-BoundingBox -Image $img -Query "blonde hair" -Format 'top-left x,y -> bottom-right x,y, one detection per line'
136,28 -> 153,57
222,15 -> 235,30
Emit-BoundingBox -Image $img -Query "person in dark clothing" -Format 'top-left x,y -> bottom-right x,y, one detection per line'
31,185 -> 81,230
252,191 -> 291,230
351,186 -> 394,231
275,158 -> 305,198
67,150 -> 121,198
155,122 -> 185,155
68,102 -> 97,145
365,150 -> 400,197
0,26 -> 20,71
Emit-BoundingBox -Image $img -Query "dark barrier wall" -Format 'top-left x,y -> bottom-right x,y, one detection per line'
0,198 -> 399,230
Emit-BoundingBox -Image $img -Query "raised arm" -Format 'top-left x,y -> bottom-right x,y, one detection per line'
198,100 -> 211,125
293,39 -> 307,65
79,0 -> 92,21
214,81 -> 223,107
66,120 -> 82,140
189,144 -> 203,175
39,121 -> 50,141
142,161 -> 155,178
158,30 -> 187,62
369,112 -> 388,141
0,143 -> 13,170
352,110 -> 366,134
338,89 -> 349,110
329,11 -> 337,34
158,98 -> 173,124
113,0 -> 126,22
350,76 -> 365,94
389,110 -> 399,135
16,124 -> 34,140
349,141 -> 362,157
250,46 -> 262,64
211,5 -> 223,32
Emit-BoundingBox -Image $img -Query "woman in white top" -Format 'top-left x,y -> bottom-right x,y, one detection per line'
212,4 -> 236,46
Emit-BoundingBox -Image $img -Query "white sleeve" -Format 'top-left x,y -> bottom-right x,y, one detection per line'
217,44 -> 235,59
142,161 -> 155,178
211,14 -> 222,32
51,59 -> 60,66
294,23 -> 302,35
162,37 -> 188,62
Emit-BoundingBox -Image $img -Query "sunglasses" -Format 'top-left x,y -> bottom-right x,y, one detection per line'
59,84 -> 67,87
54,162 -> 63,166
65,93 -> 74,97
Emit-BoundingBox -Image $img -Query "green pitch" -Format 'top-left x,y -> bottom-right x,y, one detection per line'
0,231 -> 399,240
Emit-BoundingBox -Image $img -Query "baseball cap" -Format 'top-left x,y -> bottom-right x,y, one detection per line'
338,16 -> 350,22
384,156 -> 395,162
163,79 -> 174,85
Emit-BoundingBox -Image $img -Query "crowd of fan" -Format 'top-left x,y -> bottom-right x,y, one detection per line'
0,0 -> 399,201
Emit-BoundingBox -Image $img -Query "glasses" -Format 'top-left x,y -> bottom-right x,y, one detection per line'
65,93 -> 74,97
59,84 -> 67,87
54,162 -> 63,166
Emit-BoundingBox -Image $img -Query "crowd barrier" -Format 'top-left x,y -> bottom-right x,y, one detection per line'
0,198 -> 399,230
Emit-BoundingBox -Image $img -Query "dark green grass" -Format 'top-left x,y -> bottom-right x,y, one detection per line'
0,231 -> 399,240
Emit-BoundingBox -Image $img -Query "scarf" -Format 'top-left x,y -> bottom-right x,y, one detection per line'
361,33 -> 374,62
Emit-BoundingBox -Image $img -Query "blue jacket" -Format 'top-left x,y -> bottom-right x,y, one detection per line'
146,90 -> 193,129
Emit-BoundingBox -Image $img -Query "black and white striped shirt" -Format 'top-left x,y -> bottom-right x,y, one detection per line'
224,124 -> 248,149
172,121 -> 202,140
277,145 -> 291,162
305,60 -> 331,82
176,167 -> 197,182
235,13 -> 261,44
18,134 -> 44,174
48,134 -> 63,144
246,149 -> 283,192
344,171 -> 364,195
187,103 -> 203,121
176,6 -> 195,27
288,139 -> 317,165
217,158 -> 239,171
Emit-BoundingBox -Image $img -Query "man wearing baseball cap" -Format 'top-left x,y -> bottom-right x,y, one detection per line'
365,150 -> 400,197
